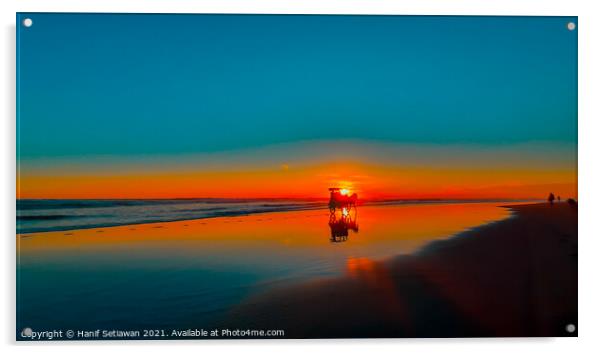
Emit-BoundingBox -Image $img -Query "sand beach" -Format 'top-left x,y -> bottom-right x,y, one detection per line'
17,202 -> 576,338
223,203 -> 578,337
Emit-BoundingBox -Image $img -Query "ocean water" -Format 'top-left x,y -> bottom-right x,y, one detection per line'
16,199 -> 325,234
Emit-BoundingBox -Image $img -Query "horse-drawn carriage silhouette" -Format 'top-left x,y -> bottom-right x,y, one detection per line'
328,188 -> 358,212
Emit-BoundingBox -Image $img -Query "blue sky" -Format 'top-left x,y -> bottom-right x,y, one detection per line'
17,14 -> 577,159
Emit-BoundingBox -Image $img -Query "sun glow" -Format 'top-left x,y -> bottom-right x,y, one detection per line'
17,150 -> 577,200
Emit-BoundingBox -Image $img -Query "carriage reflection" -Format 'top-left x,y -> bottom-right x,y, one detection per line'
328,207 -> 359,243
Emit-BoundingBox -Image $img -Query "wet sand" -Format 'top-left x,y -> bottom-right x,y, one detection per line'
223,203 -> 577,338
17,202 -> 515,333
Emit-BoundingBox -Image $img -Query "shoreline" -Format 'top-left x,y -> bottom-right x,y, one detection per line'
222,202 -> 578,337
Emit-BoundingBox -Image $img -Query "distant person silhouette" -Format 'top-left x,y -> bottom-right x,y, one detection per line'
548,193 -> 556,205
557,195 -> 561,202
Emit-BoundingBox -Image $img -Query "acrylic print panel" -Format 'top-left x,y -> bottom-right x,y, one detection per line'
16,13 -> 577,340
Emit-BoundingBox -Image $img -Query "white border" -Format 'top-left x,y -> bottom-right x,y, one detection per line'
0,0 -> 586,16
2,1 -> 601,353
